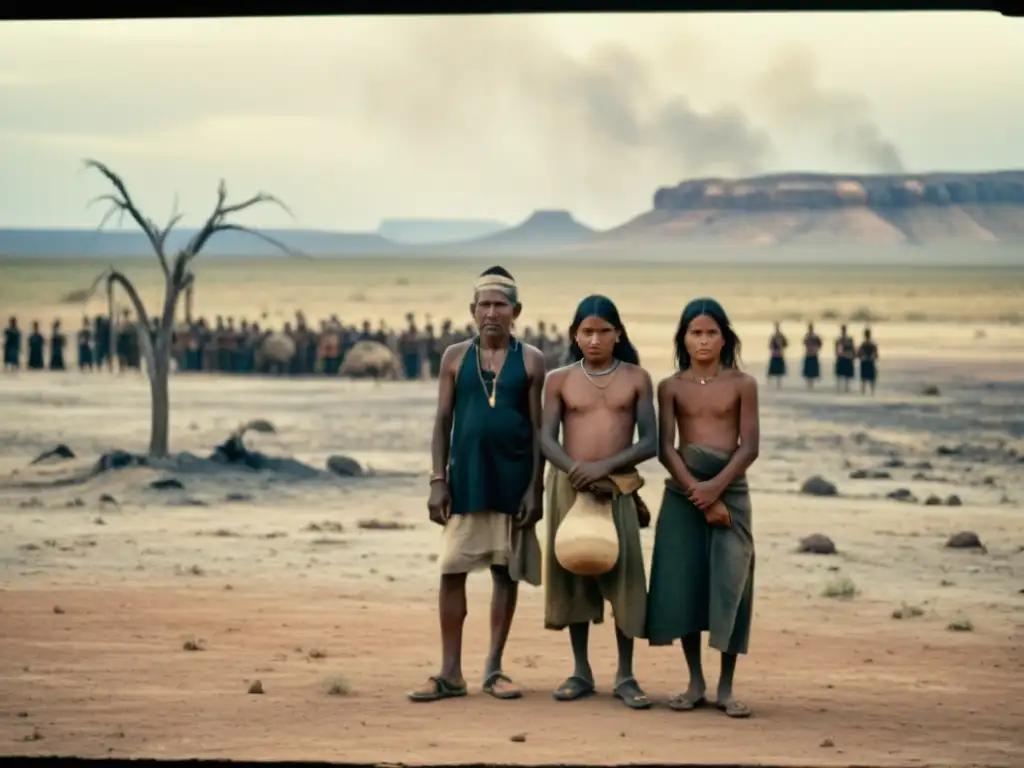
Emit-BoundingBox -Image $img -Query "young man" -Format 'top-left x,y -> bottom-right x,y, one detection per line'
857,328 -> 879,395
540,295 -> 657,710
647,297 -> 760,719
408,266 -> 546,703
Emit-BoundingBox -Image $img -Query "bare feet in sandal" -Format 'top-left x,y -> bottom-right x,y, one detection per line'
483,671 -> 523,700
668,686 -> 708,712
408,675 -> 468,703
715,694 -> 752,718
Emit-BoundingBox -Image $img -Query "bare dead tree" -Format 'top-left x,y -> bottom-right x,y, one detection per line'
76,160 -> 303,458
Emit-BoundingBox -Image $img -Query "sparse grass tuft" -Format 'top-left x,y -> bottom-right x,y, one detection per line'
822,575 -> 857,600
324,676 -> 352,696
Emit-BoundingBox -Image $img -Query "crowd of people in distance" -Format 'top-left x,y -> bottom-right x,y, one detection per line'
2,312 -> 569,378
3,311 -> 880,392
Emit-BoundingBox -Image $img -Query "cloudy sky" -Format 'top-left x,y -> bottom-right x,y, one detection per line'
1,12 -> 1021,231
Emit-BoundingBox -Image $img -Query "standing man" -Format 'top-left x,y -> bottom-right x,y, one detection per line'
766,321 -> 787,388
834,324 -> 856,392
802,322 -> 822,390
3,317 -> 21,371
857,328 -> 879,395
409,266 -> 545,703
540,295 -> 656,710
647,297 -> 759,719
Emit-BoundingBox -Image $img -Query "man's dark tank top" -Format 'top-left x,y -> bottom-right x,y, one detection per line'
448,338 -> 533,517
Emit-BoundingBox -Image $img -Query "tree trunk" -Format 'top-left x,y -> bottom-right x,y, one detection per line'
149,351 -> 171,457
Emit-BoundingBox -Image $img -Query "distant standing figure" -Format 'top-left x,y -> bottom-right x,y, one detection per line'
766,322 -> 787,388
77,317 -> 94,371
27,322 -> 45,371
834,324 -> 856,392
49,320 -> 67,371
857,329 -> 879,396
3,317 -> 21,371
802,322 -> 822,389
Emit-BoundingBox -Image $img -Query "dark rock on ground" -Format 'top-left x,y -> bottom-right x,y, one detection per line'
881,457 -> 905,469
225,492 -> 253,502
326,455 -> 364,477
920,384 -> 941,397
96,450 -> 149,473
945,494 -> 963,507
886,488 -> 917,503
801,476 -> 838,497
797,533 -> 837,555
150,477 -> 185,491
924,494 -> 943,506
849,469 -> 892,480
945,531 -> 985,551
30,444 -> 76,465
98,493 -> 118,506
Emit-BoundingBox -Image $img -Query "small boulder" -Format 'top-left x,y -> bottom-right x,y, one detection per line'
150,477 -> 185,491
924,494 -> 943,506
945,494 -> 962,507
944,531 -> 985,552
797,533 -> 837,555
800,476 -> 838,497
326,455 -> 363,477
881,457 -> 906,469
30,444 -> 76,465
920,384 -> 941,397
886,488 -> 917,503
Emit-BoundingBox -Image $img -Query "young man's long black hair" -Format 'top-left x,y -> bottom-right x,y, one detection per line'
673,297 -> 742,371
566,294 -> 640,366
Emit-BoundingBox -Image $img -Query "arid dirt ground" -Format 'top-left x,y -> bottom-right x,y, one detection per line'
1,258 -> 1022,766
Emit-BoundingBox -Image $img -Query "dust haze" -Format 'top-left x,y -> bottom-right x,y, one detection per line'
357,18 -> 904,184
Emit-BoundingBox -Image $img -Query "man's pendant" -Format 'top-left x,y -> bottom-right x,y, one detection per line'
488,389 -> 496,408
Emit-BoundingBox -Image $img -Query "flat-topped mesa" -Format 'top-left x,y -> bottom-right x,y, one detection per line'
653,172 -> 1024,213
520,209 -> 585,230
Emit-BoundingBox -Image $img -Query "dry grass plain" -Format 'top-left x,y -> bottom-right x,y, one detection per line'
1,254 -> 1022,767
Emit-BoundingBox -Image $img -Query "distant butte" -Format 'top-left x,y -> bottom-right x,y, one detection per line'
591,171 -> 1024,247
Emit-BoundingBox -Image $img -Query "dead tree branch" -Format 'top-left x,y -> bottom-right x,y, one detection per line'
84,160 -> 173,279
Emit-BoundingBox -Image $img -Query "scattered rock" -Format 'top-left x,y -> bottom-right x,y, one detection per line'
924,494 -> 943,506
797,534 -> 837,555
53,605 -> 65,614
886,488 -> 917,503
820,737 -> 835,748
357,519 -> 411,531
881,457 -> 905,469
65,497 -> 85,508
947,616 -> 973,632
96,450 -> 149,473
891,603 -> 924,620
30,444 -> 76,465
326,455 -> 364,477
182,636 -> 205,651
848,469 -> 891,480
800,476 -> 838,497
247,680 -> 264,694
945,531 -> 986,552
224,492 -> 253,502
510,733 -> 527,743
920,384 -> 941,397
98,493 -> 119,506
19,497 -> 44,509
93,516 -> 106,525
150,477 -> 185,491
945,494 -> 962,506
